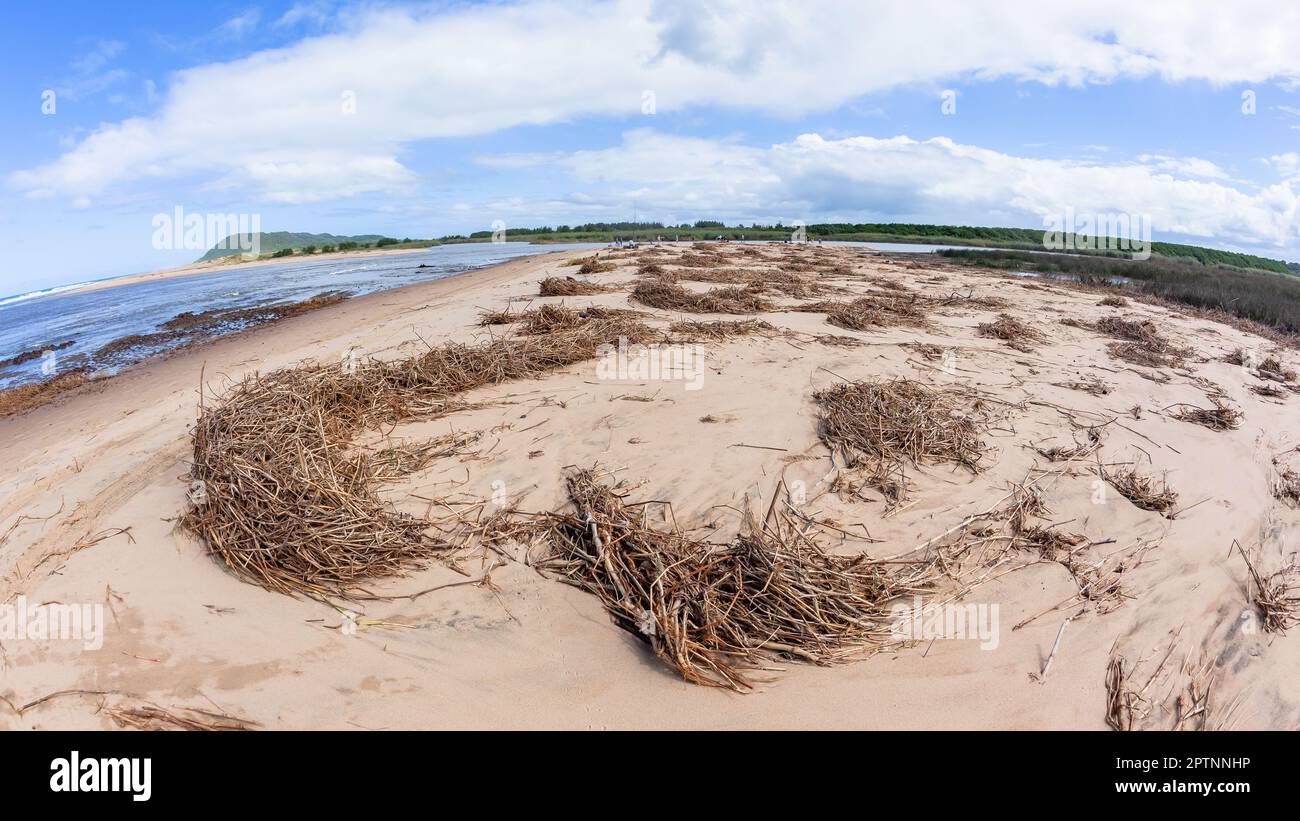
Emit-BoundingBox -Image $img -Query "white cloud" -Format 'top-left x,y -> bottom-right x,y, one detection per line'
1137,154 -> 1230,180
60,40 -> 129,101
275,2 -> 334,28
207,151 -> 419,204
216,9 -> 263,39
1267,152 -> 1300,179
13,0 -> 1300,205
484,130 -> 1300,249
71,40 -> 125,75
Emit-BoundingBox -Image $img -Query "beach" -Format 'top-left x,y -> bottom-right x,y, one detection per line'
1,243 -> 1297,730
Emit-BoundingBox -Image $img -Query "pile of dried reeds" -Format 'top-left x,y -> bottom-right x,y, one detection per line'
477,307 -> 520,325
1036,427 -> 1103,462
904,342 -> 946,362
1258,356 -> 1297,382
670,267 -> 828,298
1168,401 -> 1242,431
539,276 -> 611,296
668,319 -> 776,341
536,470 -> 934,690
807,294 -> 928,331
814,379 -> 988,505
183,315 -> 660,597
1251,382 -> 1290,399
1102,465 -> 1178,517
479,304 -> 643,331
1091,315 -> 1187,368
1274,463 -> 1300,506
977,313 -> 1046,351
0,369 -> 102,418
630,281 -> 770,314
675,252 -> 727,268
577,260 -> 617,275
1235,542 -> 1299,634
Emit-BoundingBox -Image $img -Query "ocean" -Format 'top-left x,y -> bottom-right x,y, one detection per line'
0,242 -> 604,390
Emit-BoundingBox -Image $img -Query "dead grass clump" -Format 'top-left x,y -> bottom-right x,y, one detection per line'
1168,401 -> 1242,431
1092,315 -> 1190,371
664,266 -> 827,298
1099,295 -> 1129,307
905,342 -> 946,362
1106,341 -> 1170,368
1090,316 -> 1187,368
669,319 -> 776,341
670,266 -> 752,284
520,304 -> 586,335
577,260 -> 616,275
1258,356 -> 1297,382
814,379 -> 989,485
675,252 -> 727,268
1054,377 -> 1112,396
183,315 -> 660,597
1235,542 -> 1299,634
866,276 -> 910,292
822,294 -> 929,331
977,313 -> 1047,351
1036,428 -> 1103,462
812,334 -> 864,348
932,291 -> 1010,309
1096,316 -> 1163,344
1020,525 -> 1086,562
478,307 -> 522,325
539,276 -> 611,296
480,304 -> 642,330
637,262 -> 666,277
0,368 -> 101,418
1273,463 -> 1300,506
1102,466 -> 1178,517
536,470 -> 933,690
630,281 -> 770,314
1251,383 -> 1289,399
363,431 -> 481,482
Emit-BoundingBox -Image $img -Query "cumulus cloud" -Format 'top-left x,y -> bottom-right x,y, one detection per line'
12,0 -> 1300,205
489,130 -> 1300,248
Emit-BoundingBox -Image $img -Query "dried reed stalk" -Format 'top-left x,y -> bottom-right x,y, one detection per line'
183,316 -> 660,597
536,470 -> 934,690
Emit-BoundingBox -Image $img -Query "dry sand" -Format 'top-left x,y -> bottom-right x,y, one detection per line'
2,244 -> 1298,730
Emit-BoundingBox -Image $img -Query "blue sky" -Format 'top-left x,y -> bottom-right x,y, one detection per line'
4,0 -> 1300,295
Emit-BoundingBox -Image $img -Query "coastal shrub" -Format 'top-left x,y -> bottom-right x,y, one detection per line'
940,249 -> 1300,336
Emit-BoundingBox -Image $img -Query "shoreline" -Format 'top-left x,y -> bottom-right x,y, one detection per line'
6,244 -> 451,306
0,248 -> 579,416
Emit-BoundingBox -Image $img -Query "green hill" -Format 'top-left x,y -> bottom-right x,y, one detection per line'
199,232 -> 391,262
